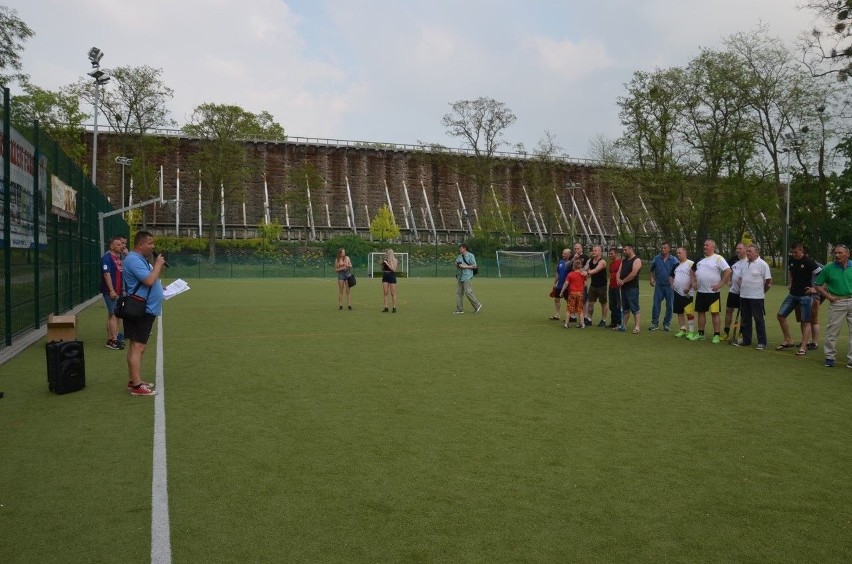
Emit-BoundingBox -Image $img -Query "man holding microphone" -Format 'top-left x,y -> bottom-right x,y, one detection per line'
122,231 -> 167,396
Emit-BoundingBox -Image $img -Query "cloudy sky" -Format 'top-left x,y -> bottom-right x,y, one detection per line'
9,0 -> 816,159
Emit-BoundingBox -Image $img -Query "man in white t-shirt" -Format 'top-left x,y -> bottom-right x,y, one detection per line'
670,246 -> 696,338
733,243 -> 772,350
670,247 -> 695,338
688,239 -> 731,343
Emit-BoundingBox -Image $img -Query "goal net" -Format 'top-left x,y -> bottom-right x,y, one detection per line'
369,252 -> 409,278
496,251 -> 549,278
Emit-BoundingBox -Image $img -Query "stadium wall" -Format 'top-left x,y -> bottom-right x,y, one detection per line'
86,132 -> 620,244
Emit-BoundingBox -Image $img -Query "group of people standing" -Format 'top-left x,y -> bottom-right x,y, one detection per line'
550,239 -> 852,368
334,247 -> 399,312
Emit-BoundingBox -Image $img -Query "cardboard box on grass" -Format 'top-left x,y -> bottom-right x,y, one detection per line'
47,314 -> 77,342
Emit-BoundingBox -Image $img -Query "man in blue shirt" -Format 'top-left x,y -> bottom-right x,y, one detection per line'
454,243 -> 482,314
648,242 -> 678,331
100,235 -> 125,350
122,231 -> 167,396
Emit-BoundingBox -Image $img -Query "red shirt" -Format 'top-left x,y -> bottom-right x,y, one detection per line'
609,259 -> 622,288
567,270 -> 586,293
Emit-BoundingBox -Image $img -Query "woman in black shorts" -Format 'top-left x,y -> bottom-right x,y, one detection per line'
381,249 -> 398,312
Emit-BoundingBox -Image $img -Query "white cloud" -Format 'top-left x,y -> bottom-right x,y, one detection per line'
5,0 -> 817,157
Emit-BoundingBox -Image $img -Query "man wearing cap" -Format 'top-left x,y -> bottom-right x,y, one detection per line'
814,244 -> 852,368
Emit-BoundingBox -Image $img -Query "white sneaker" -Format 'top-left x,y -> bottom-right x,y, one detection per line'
453,310 -> 464,314
474,303 -> 483,313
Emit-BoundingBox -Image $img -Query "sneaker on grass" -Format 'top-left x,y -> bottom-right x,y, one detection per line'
824,359 -> 835,368
663,324 -> 670,331
127,380 -> 155,390
129,383 -> 156,396
106,340 -> 120,350
712,335 -> 721,344
597,319 -> 607,328
675,329 -> 687,338
474,303 -> 483,313
648,324 -> 658,331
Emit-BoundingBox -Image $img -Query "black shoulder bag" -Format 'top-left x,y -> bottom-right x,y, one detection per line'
115,280 -> 150,320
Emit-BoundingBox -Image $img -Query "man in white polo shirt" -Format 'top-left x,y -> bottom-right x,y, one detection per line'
733,243 -> 772,350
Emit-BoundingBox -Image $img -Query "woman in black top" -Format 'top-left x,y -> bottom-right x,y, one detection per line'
381,249 -> 398,313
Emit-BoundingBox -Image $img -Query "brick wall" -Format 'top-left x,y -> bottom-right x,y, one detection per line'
88,133 -> 623,242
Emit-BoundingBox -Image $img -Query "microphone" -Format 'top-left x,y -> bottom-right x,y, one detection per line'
155,252 -> 170,268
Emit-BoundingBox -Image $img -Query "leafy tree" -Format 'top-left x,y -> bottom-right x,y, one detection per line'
369,204 -> 400,244
678,48 -> 757,249
257,219 -> 283,259
11,82 -> 87,164
617,67 -> 685,173
71,65 -> 175,208
183,103 -> 286,262
615,67 -> 700,248
0,6 -> 33,86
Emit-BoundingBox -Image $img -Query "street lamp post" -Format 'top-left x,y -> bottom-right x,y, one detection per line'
115,156 -> 132,208
781,132 -> 804,285
87,47 -> 110,185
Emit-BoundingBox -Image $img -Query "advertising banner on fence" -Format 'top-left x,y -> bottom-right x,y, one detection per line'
0,121 -> 49,248
51,175 -> 77,220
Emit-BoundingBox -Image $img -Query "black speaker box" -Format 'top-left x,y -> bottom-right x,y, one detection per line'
45,340 -> 86,394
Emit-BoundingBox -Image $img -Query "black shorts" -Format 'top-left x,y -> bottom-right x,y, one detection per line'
382,271 -> 397,284
123,314 -> 156,344
695,292 -> 721,313
673,293 -> 694,314
726,292 -> 740,310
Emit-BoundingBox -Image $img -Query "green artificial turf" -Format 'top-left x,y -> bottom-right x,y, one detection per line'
1,278 -> 851,562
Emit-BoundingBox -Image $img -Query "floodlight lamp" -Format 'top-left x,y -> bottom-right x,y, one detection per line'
88,47 -> 103,67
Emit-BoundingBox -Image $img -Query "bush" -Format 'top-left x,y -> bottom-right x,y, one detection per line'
323,235 -> 374,264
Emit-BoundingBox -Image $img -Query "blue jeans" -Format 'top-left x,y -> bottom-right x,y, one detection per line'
622,286 -> 640,314
652,284 -> 673,325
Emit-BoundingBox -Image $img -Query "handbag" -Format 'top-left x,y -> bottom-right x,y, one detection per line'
347,272 -> 357,287
115,281 -> 149,320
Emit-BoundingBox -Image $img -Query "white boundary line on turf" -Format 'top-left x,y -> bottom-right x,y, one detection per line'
151,315 -> 172,563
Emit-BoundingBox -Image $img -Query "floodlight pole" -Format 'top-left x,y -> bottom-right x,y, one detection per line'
781,132 -> 803,285
88,47 -> 109,185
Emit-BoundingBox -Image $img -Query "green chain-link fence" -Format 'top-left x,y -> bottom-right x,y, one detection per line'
1,86 -> 128,349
